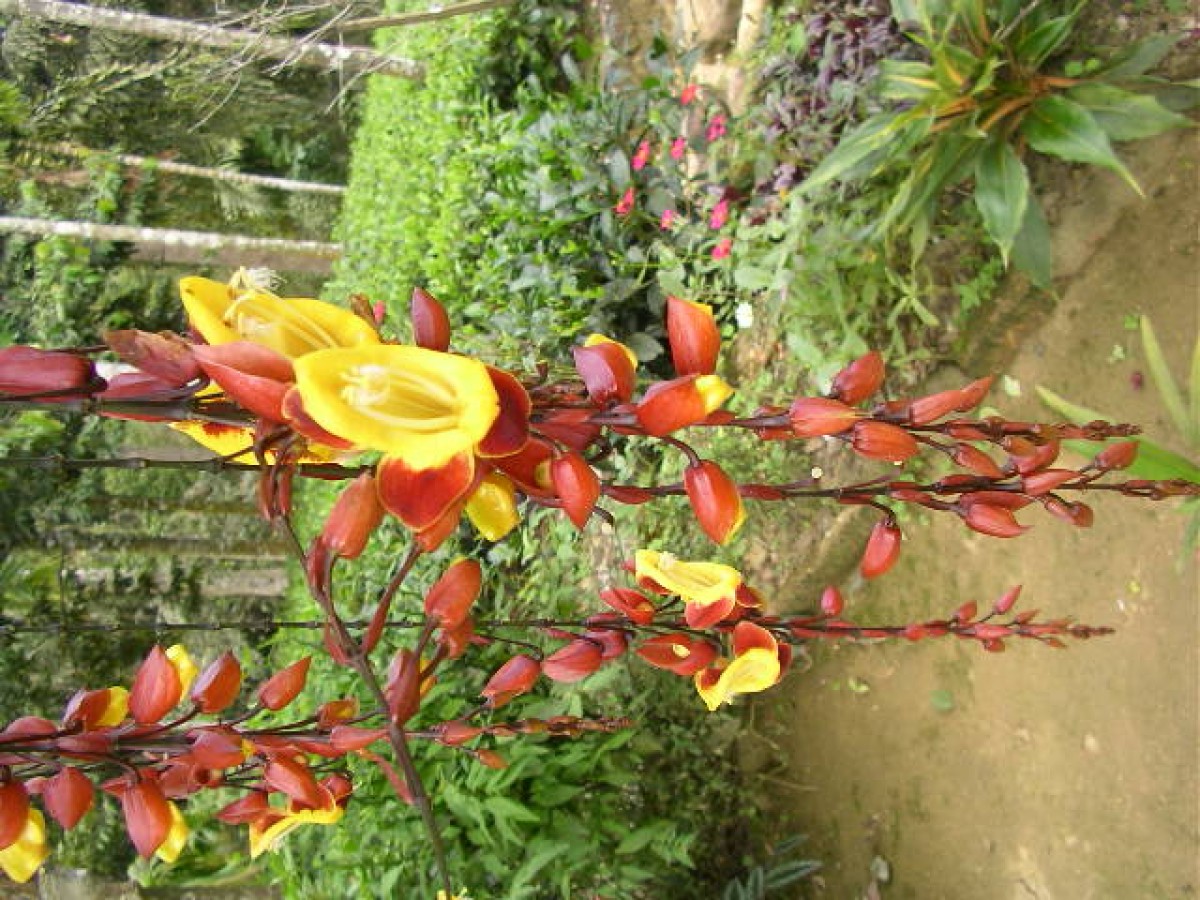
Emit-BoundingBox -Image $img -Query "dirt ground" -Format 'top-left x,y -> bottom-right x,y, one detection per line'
755,128 -> 1199,900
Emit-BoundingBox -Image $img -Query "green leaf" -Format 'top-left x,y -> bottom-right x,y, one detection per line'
1013,13 -> 1078,68
1141,316 -> 1195,444
616,825 -> 661,855
765,859 -> 822,888
1010,196 -> 1053,288
484,796 -> 541,825
1021,95 -> 1142,194
973,139 -> 1029,263
1190,328 -> 1200,448
800,113 -> 929,194
879,60 -> 937,102
1068,83 -> 1192,142
1095,33 -> 1178,81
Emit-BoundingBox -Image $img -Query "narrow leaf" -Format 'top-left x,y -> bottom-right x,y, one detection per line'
1141,316 -> 1194,444
974,139 -> 1029,263
1022,95 -> 1142,194
1010,196 -> 1053,288
1096,34 -> 1178,80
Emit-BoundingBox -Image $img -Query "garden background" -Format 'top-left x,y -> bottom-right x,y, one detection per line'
0,0 -> 1196,897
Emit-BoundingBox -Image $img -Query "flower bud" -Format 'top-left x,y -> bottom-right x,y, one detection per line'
1021,468 -> 1077,497
636,374 -> 733,436
424,558 -> 482,629
410,287 -> 451,352
961,503 -> 1028,538
908,388 -> 966,426
829,351 -> 885,405
551,451 -> 601,530
1093,441 -> 1139,471
666,296 -> 720,377
129,646 -> 183,724
851,421 -> 919,462
684,460 -> 745,545
257,657 -> 311,711
860,519 -> 902,579
190,652 -> 242,714
0,346 -> 96,396
542,640 -> 604,683
599,588 -> 656,625
43,767 -> 94,831
789,397 -> 860,438
480,655 -> 541,709
820,586 -> 844,617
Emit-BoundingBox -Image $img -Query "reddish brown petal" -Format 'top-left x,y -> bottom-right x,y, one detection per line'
789,397 -> 860,438
257,657 -> 311,711
860,519 -> 902,579
851,421 -> 919,462
962,503 -> 1028,538
0,346 -> 96,395
666,296 -> 720,376
551,451 -> 601,529
599,588 -> 656,625
1093,441 -> 1139,471
478,367 -> 531,458
732,621 -> 778,656
263,757 -> 325,810
190,652 -> 242,714
103,329 -> 202,387
573,342 -> 636,404
494,438 -> 555,497
480,655 -> 541,709
129,646 -> 183,724
908,388 -> 966,426
378,453 -> 476,531
582,624 -> 628,660
321,472 -> 384,560
542,640 -> 603,683
316,699 -> 358,729
424,558 -> 482,629
1021,468 -> 1078,497
121,778 -> 171,858
955,376 -> 995,411
329,726 -> 388,753
410,287 -> 451,352
636,376 -> 708,436
683,594 -> 736,629
0,781 -> 30,849
61,689 -> 113,730
684,460 -> 745,545
437,721 -> 483,746
830,351 -> 885,405
43,766 -> 94,831
960,490 -> 1034,511
534,408 -> 602,452
189,729 -> 246,769
215,791 -> 269,825
384,649 -> 421,726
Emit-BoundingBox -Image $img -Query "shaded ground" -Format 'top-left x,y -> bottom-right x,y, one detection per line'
754,128 -> 1199,900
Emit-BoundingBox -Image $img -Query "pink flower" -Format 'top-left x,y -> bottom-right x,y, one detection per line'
680,84 -> 699,106
712,237 -> 732,260
632,140 -> 652,171
670,137 -> 687,161
660,209 -> 677,230
709,198 -> 729,230
615,187 -> 635,216
706,114 -> 727,142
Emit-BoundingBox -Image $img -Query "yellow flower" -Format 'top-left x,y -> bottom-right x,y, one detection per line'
0,809 -> 49,884
169,422 -> 343,463
95,686 -> 129,727
165,645 -> 198,697
695,648 -> 781,712
248,803 -> 344,859
464,473 -> 519,541
180,273 -> 379,359
294,346 -> 500,471
155,803 -> 189,864
436,891 -> 472,900
634,550 -> 742,607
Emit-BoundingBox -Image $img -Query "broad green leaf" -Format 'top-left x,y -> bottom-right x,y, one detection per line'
879,60 -> 938,102
766,859 -> 823,888
1010,195 -> 1053,288
607,149 -> 631,189
616,825 -> 661,855
1021,95 -> 1142,194
1036,385 -> 1200,481
1141,316 -> 1196,445
484,796 -> 541,825
973,139 -> 1029,263
800,112 -> 930,194
1068,83 -> 1192,142
1096,33 -> 1178,81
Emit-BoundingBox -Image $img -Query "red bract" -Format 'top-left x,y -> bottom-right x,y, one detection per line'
129,646 -> 183,724
1012,442 -> 1061,474
952,444 -> 1004,478
861,519 -> 902,579
263,757 -> 325,810
551,451 -> 601,529
320,473 -> 384,560
120,778 -> 171,858
257,657 -> 311,711
0,780 -> 30,849
1093,441 -> 1139,471
104,329 -> 201,387
480,655 -> 541,709
956,376 -> 995,410
424,558 -> 482,629
636,634 -> 716,676
43,766 -> 94,830
599,588 -> 656,625
478,367 -> 531,458
789,397 -> 860,438
962,503 -> 1028,538
684,460 -> 745,545
572,342 -> 636,405
377,452 -> 476,532
543,640 -> 604,683
411,287 -> 451,352
0,346 -> 95,396
190,652 -> 242,714
830,351 -> 885,405
666,296 -> 720,377
851,421 -> 919,462
189,729 -> 246,769
215,791 -> 269,825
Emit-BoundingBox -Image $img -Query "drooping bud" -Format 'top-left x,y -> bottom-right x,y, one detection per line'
263,757 -> 325,810
636,374 -> 733,436
961,503 -> 1028,538
952,444 -> 1004,478
1021,468 -> 1078,497
820,586 -> 844,617
0,781 -> 30,850
257,657 -> 311,711
542,640 -> 604,683
992,585 -> 1022,616
1093,441 -> 1139,471
908,388 -> 966,425
190,652 -> 243,714
384,649 -> 422,726
104,329 -> 202,387
851,421 -> 919,462
788,397 -> 860,438
955,376 -> 994,411
129,646 -> 183,724
410,287 -> 451,352
666,296 -> 720,376
599,588 -> 656,625
829,351 -> 885,405
120,778 -> 172,858
43,767 -> 94,831
480,655 -> 541,709
684,460 -> 745,545
0,346 -> 96,397
860,519 -> 902,579
551,451 -> 601,530
573,340 -> 636,405
321,472 -> 384,560
329,726 -> 388,753
424,558 -> 482,629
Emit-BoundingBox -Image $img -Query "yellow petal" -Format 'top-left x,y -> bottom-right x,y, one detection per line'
294,346 -> 499,471
165,645 -> 198,696
583,333 -> 638,367
634,550 -> 742,607
465,474 -> 519,542
694,648 -> 780,711
155,803 -> 189,864
248,804 -> 343,859
0,810 -> 49,884
694,374 -> 734,414
95,686 -> 129,727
